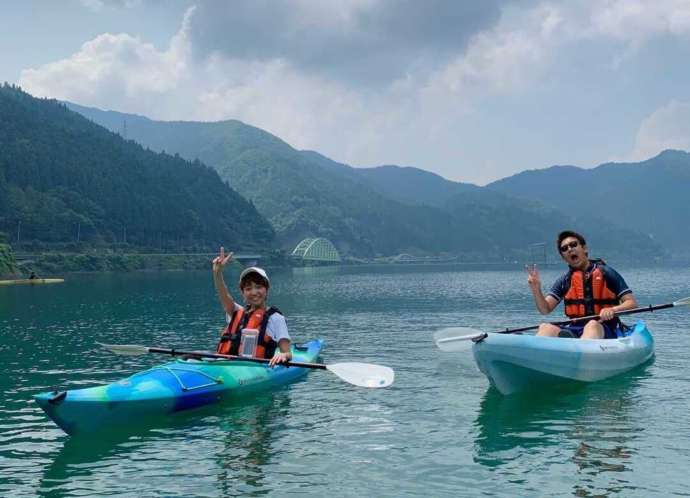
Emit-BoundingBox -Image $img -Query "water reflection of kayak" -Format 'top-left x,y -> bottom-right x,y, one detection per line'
473,364 -> 652,468
38,391 -> 287,495
473,320 -> 654,395
0,278 -> 65,286
35,340 -> 322,435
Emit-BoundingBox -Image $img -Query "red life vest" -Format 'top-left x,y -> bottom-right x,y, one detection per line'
216,306 -> 280,358
563,261 -> 619,318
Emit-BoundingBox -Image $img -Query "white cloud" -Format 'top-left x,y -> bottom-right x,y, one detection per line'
590,0 -> 690,42
20,7 -> 193,115
17,2 -> 690,184
15,3 -> 589,183
80,0 -> 106,11
426,5 -> 561,98
629,101 -> 690,160
80,0 -> 143,12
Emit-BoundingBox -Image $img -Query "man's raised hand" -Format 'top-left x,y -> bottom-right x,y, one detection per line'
525,263 -> 541,289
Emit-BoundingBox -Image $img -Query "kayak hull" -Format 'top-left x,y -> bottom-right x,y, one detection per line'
472,320 -> 654,395
35,340 -> 322,435
0,278 -> 64,286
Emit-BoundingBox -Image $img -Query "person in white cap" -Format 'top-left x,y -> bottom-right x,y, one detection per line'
212,247 -> 291,366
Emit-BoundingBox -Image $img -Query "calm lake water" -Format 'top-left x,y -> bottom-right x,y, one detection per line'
1,264 -> 689,497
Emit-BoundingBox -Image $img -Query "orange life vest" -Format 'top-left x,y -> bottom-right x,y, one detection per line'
216,306 -> 280,358
563,261 -> 619,318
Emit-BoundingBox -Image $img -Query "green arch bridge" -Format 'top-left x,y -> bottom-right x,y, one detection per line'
291,238 -> 341,263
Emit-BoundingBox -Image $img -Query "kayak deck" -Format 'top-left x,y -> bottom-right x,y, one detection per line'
35,340 -> 322,435
472,320 -> 654,395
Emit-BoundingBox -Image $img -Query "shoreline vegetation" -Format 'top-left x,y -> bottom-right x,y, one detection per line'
6,248 -> 289,277
0,243 -> 18,277
3,244 -> 686,279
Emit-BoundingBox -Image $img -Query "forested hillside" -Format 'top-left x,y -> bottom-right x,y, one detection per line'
68,102 -> 663,260
0,243 -> 17,277
67,102 -> 489,255
488,150 -> 690,253
0,85 -> 274,250
354,164 -> 481,207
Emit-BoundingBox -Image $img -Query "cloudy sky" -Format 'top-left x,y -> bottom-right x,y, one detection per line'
3,0 -> 690,185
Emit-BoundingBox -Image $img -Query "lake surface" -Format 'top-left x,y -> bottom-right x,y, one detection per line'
1,264 -> 689,497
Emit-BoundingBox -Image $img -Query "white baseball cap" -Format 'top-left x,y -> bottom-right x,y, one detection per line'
238,267 -> 270,287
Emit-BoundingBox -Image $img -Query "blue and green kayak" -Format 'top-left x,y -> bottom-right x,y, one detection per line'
35,340 -> 322,435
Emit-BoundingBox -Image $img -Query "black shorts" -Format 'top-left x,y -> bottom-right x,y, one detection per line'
561,320 -> 621,339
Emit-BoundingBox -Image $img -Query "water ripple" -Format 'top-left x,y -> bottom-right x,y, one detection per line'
2,267 -> 690,496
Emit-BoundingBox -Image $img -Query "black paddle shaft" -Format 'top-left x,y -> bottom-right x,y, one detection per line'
497,302 -> 676,335
148,347 -> 327,370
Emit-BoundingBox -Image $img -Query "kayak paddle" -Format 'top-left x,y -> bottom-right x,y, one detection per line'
99,343 -> 395,388
434,296 -> 690,352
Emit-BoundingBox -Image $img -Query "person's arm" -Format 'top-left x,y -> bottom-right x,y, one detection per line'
279,338 -> 293,354
267,314 -> 292,366
599,293 -> 637,321
599,268 -> 638,321
212,247 -> 235,315
269,339 -> 292,366
526,264 -> 559,315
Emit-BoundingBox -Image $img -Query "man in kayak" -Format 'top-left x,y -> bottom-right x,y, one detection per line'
526,230 -> 638,339
212,247 -> 292,366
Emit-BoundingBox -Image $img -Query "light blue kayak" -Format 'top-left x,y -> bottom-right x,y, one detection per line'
35,340 -> 322,435
472,320 -> 654,395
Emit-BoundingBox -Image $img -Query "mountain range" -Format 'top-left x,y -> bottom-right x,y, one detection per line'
66,101 -> 671,261
487,150 -> 690,251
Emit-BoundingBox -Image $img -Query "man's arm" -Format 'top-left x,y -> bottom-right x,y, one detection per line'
600,292 -> 638,321
526,264 -> 560,315
615,292 -> 638,312
598,267 -> 638,321
533,291 -> 559,315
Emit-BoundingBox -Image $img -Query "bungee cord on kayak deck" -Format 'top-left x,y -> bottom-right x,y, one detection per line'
100,342 -> 395,389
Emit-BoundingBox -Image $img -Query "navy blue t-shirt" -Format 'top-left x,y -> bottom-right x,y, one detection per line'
547,262 -> 632,305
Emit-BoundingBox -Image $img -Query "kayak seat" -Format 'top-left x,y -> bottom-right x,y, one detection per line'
294,344 -> 310,351
48,391 -> 67,405
558,329 -> 577,338
617,322 -> 633,338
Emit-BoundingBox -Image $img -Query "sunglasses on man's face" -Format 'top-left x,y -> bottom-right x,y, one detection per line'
559,240 -> 580,253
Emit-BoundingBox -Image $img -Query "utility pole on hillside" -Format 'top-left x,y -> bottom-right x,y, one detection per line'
16,220 -> 21,243
529,242 -> 547,266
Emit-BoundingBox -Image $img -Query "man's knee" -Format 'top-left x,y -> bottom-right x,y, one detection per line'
537,323 -> 560,337
581,320 -> 604,339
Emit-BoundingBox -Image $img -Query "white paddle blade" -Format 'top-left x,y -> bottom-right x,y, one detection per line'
673,296 -> 690,307
433,327 -> 485,352
327,363 -> 395,388
98,343 -> 150,356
